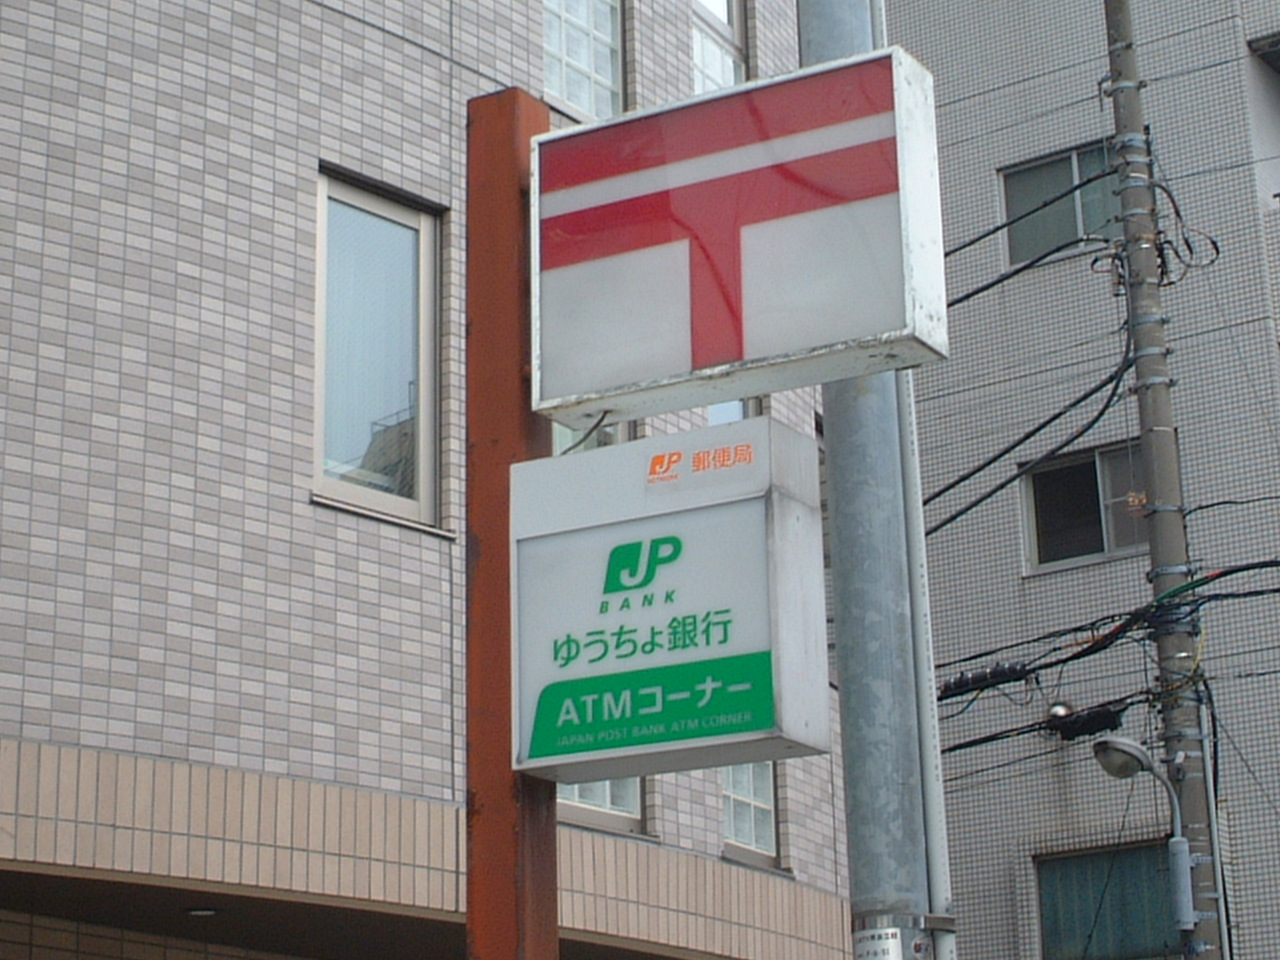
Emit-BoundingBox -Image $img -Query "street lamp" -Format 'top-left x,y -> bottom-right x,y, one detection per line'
1092,736 -> 1196,932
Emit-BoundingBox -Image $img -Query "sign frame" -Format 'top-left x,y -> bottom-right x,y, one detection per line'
510,418 -> 831,781
531,46 -> 947,429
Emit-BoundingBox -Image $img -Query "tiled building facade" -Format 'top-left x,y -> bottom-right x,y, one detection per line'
2,1 -> 850,958
5,0 -> 1280,958
895,1 -> 1280,958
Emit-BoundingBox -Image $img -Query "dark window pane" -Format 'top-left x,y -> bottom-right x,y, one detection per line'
1005,156 -> 1076,262
1033,460 -> 1103,563
1078,144 -> 1123,241
1038,844 -> 1181,960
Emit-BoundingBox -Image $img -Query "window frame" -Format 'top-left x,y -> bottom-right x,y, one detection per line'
1001,141 -> 1120,266
1022,441 -> 1148,573
557,777 -> 646,834
692,0 -> 747,94
720,761 -> 778,867
313,174 -> 440,527
543,0 -> 624,121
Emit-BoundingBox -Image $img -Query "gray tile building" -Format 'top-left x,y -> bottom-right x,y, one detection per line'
3,0 -> 1278,958
896,1 -> 1280,957
1,1 -> 849,958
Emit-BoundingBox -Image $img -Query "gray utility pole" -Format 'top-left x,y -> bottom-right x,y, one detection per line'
797,3 -> 955,959
1104,1 -> 1224,955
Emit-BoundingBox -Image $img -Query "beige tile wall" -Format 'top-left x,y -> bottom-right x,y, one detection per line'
0,738 -> 850,960
0,910 -> 305,960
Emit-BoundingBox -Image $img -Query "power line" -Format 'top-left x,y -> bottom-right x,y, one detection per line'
924,351 -> 1133,506
943,745 -> 1070,786
948,234 -> 1114,308
919,327 -> 1122,405
1185,495 -> 1280,519
942,694 -> 1144,753
945,167 -> 1118,259
1078,780 -> 1137,960
935,562 -> 1280,698
942,94 -> 1099,150
1204,680 -> 1280,820
926,346 -> 1130,537
931,13 -> 1241,112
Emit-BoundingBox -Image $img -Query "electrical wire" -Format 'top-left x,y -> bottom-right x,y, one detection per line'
926,343 -> 1131,537
934,570 -> 1280,738
943,94 -> 1100,150
942,694 -> 1144,753
943,745 -> 1069,786
1203,679 -> 1280,821
936,561 -> 1280,676
1157,151 -> 1280,185
948,234 -> 1115,309
945,167 -> 1118,258
920,325 -> 1122,404
937,611 -> 1134,671
1185,495 -> 1280,519
1078,780 -> 1137,960
924,351 -> 1133,506
1229,665 -> 1280,680
931,14 -> 1239,112
556,410 -> 610,454
940,690 -> 984,721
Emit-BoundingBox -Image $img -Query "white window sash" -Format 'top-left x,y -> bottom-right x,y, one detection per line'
314,175 -> 438,525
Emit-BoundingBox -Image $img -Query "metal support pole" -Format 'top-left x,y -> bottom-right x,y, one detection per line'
898,371 -> 957,960
798,3 -> 952,956
1102,2 -> 1223,954
465,88 -> 559,960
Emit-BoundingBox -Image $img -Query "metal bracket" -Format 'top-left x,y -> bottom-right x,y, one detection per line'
854,914 -> 957,934
1103,78 -> 1145,96
1132,376 -> 1176,392
1132,313 -> 1171,326
1147,563 -> 1194,583
1132,345 -> 1171,360
1113,134 -> 1148,152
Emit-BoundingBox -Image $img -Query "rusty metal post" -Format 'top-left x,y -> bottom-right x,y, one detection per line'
465,88 -> 557,960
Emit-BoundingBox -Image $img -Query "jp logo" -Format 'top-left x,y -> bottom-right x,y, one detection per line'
603,537 -> 682,594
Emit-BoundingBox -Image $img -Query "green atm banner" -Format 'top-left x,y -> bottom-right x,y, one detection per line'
529,652 -> 775,758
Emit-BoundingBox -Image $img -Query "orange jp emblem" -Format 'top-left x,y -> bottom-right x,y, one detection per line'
648,452 -> 683,482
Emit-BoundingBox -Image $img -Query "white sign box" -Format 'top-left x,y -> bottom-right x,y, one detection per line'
511,419 -> 830,781
532,47 -> 947,429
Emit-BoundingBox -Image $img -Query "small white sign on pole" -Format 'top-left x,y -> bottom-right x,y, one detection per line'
532,46 -> 947,429
511,418 -> 830,781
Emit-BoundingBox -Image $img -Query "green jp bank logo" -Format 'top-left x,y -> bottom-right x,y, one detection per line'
528,531 -> 771,759
602,536 -> 682,593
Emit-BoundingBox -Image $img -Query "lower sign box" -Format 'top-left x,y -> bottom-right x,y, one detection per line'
510,418 -> 830,781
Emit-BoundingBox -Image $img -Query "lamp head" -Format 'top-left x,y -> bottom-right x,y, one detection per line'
1092,735 -> 1155,780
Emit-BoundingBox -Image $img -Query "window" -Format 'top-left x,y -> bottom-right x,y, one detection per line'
544,0 -> 622,119
558,775 -> 643,833
315,177 -> 438,524
1037,843 -> 1181,960
1026,442 -> 1147,567
722,762 -> 776,858
692,0 -> 745,94
1003,143 -> 1121,263
558,779 -> 638,814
